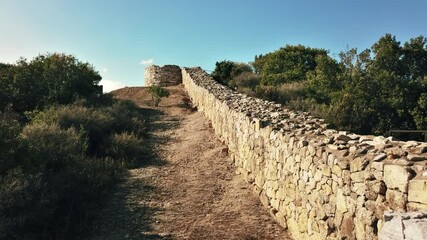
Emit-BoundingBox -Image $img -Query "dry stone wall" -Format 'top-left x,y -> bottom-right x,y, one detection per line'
182,67 -> 427,240
144,65 -> 182,86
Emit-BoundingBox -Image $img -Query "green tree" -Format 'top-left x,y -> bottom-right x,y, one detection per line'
402,36 -> 427,80
253,45 -> 329,85
211,60 -> 235,85
307,54 -> 342,103
0,53 -> 102,114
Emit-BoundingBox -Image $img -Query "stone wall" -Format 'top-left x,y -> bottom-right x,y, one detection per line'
181,67 -> 427,240
144,65 -> 182,86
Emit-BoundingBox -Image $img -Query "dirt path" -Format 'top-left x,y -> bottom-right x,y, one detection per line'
88,86 -> 289,240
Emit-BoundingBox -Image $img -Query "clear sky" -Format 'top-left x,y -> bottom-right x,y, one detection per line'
1,0 -> 426,92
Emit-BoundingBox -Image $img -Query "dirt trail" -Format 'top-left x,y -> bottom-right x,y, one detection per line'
88,85 -> 289,240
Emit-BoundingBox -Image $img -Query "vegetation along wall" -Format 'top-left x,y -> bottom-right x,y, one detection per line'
182,67 -> 427,239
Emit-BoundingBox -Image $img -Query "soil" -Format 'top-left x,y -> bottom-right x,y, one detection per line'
88,85 -> 289,240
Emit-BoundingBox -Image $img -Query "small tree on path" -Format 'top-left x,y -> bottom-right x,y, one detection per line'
148,85 -> 169,106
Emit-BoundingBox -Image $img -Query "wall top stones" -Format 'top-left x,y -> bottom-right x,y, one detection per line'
183,67 -> 427,173
144,64 -> 182,87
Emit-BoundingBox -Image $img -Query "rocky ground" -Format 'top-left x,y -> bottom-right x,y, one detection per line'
87,85 -> 289,240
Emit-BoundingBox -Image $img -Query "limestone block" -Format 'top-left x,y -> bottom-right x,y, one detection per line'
314,169 -> 323,182
371,161 -> 384,171
275,211 -> 288,229
352,182 -> 366,196
287,218 -> 301,240
365,190 -> 378,201
336,189 -> 348,214
386,189 -> 407,210
298,208 -> 308,233
259,190 -> 270,208
321,164 -> 332,177
407,202 -> 427,211
403,218 -> 427,240
301,156 -> 313,170
355,211 -> 366,240
331,164 -> 342,177
384,165 -> 415,192
408,179 -> 427,206
350,157 -> 369,172
380,211 -> 427,240
340,212 -> 355,239
350,171 -> 365,183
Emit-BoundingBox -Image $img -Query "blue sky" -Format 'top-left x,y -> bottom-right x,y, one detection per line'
1,0 -> 426,92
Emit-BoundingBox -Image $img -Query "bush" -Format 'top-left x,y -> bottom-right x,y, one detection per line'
19,123 -> 87,171
0,53 -> 150,239
254,82 -> 308,104
230,72 -> 260,91
107,132 -> 145,167
0,168 -> 44,239
148,85 -> 170,106
0,108 -> 22,174
30,105 -> 113,156
105,100 -> 147,137
0,121 -> 127,239
0,98 -> 149,238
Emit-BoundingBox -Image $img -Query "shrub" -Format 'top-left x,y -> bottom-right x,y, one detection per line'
105,100 -> 147,137
0,121 -> 125,239
230,72 -> 260,91
148,85 -> 170,106
30,105 -> 114,156
19,123 -> 87,171
0,108 -> 22,173
107,132 -> 145,167
0,168 -> 44,239
254,82 -> 308,104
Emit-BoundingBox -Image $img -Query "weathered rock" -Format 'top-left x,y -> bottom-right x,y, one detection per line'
386,190 -> 407,210
403,218 -> 427,240
336,189 -> 347,214
379,211 -> 404,240
340,212 -> 355,239
350,157 -> 369,172
407,153 -> 427,161
384,165 -> 415,192
380,211 -> 427,240
373,153 -> 387,162
408,179 -> 427,205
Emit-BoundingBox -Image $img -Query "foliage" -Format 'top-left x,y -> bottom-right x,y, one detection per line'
216,34 -> 427,137
0,107 -> 22,174
211,61 -> 254,86
0,53 -> 150,239
0,53 -> 102,114
107,132 -> 145,167
253,45 -> 329,85
148,85 -> 170,106
0,101 -> 148,239
211,60 -> 235,84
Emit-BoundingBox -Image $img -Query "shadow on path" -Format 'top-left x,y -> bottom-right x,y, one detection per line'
87,106 -> 181,240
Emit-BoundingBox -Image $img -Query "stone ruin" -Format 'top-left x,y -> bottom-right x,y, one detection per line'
144,64 -> 182,87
